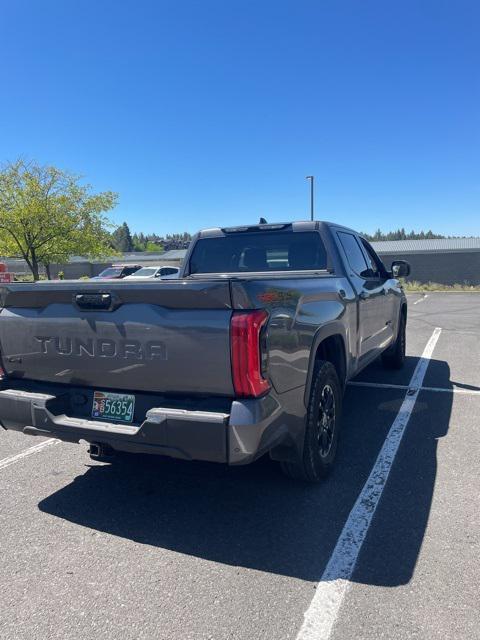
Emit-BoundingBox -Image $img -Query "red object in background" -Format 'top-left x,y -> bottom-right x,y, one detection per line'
0,262 -> 13,282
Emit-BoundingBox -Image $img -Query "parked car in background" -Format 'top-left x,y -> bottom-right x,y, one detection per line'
91,264 -> 142,280
123,266 -> 180,280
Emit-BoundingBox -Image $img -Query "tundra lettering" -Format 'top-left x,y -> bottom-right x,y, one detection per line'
34,336 -> 167,360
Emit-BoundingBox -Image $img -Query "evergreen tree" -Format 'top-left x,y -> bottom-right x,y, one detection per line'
112,222 -> 134,252
362,229 -> 445,242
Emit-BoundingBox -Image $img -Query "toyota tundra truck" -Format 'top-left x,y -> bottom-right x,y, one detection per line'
0,221 -> 410,481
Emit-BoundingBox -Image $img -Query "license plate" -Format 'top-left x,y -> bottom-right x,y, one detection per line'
92,391 -> 135,423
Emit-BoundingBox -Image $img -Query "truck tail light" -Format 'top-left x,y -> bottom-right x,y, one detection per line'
230,310 -> 271,398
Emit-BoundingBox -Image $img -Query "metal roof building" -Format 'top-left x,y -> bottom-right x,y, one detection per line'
158,249 -> 189,261
371,238 -> 480,285
371,238 -> 480,255
116,249 -> 188,263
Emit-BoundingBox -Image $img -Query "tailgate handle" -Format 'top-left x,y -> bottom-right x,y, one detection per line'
74,293 -> 113,310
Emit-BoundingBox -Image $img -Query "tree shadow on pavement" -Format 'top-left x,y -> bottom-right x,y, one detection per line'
39,356 -> 452,587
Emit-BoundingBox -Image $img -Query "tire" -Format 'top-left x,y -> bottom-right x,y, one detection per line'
281,360 -> 342,482
382,311 -> 406,370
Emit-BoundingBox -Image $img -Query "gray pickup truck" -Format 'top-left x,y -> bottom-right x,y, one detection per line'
0,221 -> 409,481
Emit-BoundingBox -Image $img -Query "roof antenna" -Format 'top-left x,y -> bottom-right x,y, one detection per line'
259,217 -> 268,224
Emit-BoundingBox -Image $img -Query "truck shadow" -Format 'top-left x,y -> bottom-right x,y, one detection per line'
38,356 -> 452,587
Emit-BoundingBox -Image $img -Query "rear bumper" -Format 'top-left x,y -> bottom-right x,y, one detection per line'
0,386 -> 292,465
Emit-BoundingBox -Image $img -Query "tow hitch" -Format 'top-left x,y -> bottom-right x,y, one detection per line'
88,443 -> 116,462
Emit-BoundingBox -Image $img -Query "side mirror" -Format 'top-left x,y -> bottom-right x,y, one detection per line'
391,260 -> 411,278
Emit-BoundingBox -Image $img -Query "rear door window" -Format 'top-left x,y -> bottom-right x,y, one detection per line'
360,239 -> 386,277
337,232 -> 370,278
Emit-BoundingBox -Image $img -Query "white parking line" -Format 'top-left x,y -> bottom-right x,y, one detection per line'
295,327 -> 442,640
413,295 -> 428,305
348,380 -> 480,396
422,385 -> 480,395
348,381 -> 409,391
0,438 -> 59,471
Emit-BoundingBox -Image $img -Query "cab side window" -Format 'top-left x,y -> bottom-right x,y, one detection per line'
360,239 -> 386,278
337,232 -> 371,278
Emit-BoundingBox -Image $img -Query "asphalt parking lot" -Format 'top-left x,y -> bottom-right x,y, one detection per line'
1,293 -> 479,640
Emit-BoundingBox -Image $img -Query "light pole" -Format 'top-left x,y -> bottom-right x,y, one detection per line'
306,175 -> 314,221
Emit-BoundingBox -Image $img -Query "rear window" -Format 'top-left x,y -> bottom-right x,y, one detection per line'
131,267 -> 157,277
98,267 -> 122,277
189,231 -> 328,274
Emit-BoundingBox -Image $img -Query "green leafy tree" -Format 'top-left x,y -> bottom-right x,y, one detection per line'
0,159 -> 118,280
132,232 -> 147,251
145,241 -> 163,252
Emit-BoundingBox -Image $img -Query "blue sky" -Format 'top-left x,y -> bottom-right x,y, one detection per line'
0,0 -> 479,236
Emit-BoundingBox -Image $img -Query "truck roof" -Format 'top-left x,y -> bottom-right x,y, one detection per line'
197,220 -> 359,238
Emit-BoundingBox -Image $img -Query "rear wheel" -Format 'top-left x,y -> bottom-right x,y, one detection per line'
281,360 -> 342,482
382,311 -> 406,369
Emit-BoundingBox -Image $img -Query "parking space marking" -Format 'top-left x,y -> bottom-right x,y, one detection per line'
421,385 -> 480,395
348,381 -> 410,391
0,438 -> 59,471
413,295 -> 428,305
348,380 -> 480,396
295,327 -> 442,640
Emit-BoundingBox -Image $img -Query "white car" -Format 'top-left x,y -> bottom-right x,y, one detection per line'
123,266 -> 180,280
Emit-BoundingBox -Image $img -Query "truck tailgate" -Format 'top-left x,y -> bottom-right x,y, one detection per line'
0,281 -> 234,396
